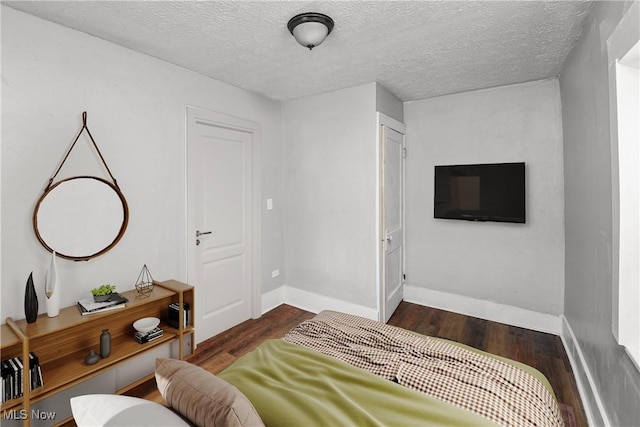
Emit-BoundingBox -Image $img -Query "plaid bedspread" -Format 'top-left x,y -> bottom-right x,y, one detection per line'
283,311 -> 564,427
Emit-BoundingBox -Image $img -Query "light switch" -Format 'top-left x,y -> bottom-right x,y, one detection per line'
271,269 -> 280,278
266,199 -> 273,210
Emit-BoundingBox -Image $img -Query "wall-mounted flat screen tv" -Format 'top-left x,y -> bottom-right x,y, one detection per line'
434,162 -> 525,223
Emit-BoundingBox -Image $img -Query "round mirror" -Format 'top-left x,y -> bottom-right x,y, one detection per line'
33,176 -> 129,261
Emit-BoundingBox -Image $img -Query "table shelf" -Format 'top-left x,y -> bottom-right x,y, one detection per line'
1,280 -> 194,426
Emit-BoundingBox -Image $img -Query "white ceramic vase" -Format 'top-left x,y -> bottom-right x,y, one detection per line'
45,251 -> 60,317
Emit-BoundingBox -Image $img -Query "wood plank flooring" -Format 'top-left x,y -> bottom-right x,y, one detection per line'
127,302 -> 587,426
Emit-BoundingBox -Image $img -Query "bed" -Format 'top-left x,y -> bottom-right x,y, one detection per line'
219,310 -> 564,427
72,310 -> 565,427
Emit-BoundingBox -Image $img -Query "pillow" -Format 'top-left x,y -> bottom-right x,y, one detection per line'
70,394 -> 190,426
155,358 -> 264,427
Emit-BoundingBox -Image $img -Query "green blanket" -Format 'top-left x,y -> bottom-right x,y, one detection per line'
219,339 -> 500,427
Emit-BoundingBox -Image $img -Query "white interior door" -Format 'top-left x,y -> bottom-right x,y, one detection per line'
187,108 -> 256,343
380,119 -> 405,322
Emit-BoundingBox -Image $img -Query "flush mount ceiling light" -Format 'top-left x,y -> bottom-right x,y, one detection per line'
287,12 -> 334,50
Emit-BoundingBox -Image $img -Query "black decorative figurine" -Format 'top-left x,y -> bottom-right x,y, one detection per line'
24,272 -> 38,323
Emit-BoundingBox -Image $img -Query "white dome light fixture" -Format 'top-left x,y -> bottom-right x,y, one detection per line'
287,12 -> 334,50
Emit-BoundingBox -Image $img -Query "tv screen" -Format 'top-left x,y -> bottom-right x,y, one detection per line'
434,162 -> 525,223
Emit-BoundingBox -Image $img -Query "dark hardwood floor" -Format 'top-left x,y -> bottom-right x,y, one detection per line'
128,302 -> 587,426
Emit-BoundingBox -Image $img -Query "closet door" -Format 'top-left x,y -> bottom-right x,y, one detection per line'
379,114 -> 406,322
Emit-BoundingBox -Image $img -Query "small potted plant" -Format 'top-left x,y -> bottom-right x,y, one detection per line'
91,284 -> 116,302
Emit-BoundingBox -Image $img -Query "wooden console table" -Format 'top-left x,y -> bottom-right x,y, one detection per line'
1,280 -> 194,426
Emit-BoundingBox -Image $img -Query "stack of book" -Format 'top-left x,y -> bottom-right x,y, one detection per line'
1,352 -> 43,403
168,302 -> 190,328
135,327 -> 163,344
77,292 -> 128,316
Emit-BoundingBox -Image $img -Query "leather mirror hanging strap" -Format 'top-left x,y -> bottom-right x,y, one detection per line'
46,111 -> 120,191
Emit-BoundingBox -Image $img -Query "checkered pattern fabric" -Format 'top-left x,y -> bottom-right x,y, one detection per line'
283,311 -> 564,427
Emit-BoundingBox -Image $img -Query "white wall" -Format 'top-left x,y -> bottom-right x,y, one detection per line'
376,83 -> 403,123
560,1 -> 640,425
282,83 -> 378,310
403,80 -> 565,317
0,7 -> 283,321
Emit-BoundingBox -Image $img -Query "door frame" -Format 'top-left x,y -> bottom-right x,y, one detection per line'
376,112 -> 406,322
185,106 -> 262,321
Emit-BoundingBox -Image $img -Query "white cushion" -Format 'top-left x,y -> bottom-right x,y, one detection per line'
70,394 -> 190,426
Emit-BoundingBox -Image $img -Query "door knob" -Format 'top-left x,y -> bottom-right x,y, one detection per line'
196,230 -> 213,246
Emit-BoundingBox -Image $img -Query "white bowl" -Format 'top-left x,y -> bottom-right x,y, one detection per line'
133,317 -> 160,333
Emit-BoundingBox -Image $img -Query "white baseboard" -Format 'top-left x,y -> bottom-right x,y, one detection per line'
261,285 -> 378,320
264,284 -> 560,333
260,286 -> 285,315
560,315 -> 609,426
403,285 -> 562,335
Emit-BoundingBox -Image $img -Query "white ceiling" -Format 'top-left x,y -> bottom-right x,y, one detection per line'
4,0 -> 593,102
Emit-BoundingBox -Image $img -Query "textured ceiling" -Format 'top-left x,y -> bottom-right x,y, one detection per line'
4,1 -> 592,102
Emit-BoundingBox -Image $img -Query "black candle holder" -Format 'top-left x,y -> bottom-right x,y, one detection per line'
134,264 -> 154,297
